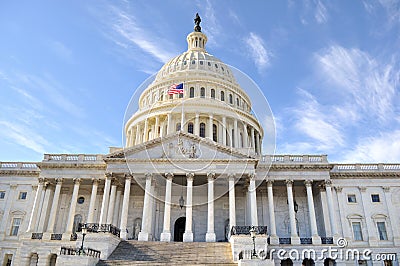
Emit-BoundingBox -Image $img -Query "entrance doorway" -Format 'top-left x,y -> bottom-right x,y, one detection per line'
174,217 -> 186,242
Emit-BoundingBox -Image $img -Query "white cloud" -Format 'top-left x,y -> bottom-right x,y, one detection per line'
200,0 -> 222,47
50,41 -> 73,62
315,0 -> 329,24
342,130 -> 400,162
244,32 -> 272,71
110,7 -> 177,64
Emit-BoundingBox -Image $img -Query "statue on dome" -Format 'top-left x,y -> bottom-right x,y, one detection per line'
194,13 -> 201,32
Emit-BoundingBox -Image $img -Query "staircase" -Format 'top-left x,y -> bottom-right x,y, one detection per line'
97,240 -> 236,265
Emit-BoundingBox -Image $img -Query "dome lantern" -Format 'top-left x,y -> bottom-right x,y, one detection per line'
187,13 -> 208,51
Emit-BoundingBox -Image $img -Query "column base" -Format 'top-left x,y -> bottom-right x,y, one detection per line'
205,232 -> 216,242
42,232 -> 52,240
291,236 -> 300,245
312,235 -> 322,245
62,232 -> 74,241
138,231 -> 150,241
183,231 -> 193,242
120,230 -> 128,240
269,235 -> 279,245
160,232 -> 171,242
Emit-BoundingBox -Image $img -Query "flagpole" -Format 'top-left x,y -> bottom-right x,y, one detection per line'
180,82 -> 184,131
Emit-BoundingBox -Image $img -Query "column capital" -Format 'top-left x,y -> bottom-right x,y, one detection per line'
10,184 -> 17,190
382,186 -> 391,192
358,186 -> 367,193
285,179 -> 294,186
318,185 -> 326,192
38,177 -> 46,184
266,180 -> 274,187
335,186 -> 343,193
186,172 -> 194,181
73,178 -> 82,185
209,114 -> 213,118
248,173 -> 256,181
91,178 -> 101,185
124,173 -> 133,180
304,180 -> 313,187
145,173 -> 153,180
207,173 -> 216,180
105,172 -> 113,179
165,173 -> 174,180
324,179 -> 333,187
55,178 -> 63,184
228,174 -> 236,181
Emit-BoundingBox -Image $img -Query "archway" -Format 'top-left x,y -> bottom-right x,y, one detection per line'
324,258 -> 336,266
281,258 -> 293,266
174,217 -> 186,242
303,258 -> 315,266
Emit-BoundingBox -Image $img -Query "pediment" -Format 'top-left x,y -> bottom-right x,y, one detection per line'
105,132 -> 255,161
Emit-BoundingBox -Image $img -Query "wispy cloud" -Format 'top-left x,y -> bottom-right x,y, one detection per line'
244,32 -> 272,72
315,0 -> 329,24
49,41 -> 73,62
198,0 -> 222,47
109,6 -> 177,64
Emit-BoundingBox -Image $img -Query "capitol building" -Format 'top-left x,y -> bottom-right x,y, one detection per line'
0,15 -> 399,266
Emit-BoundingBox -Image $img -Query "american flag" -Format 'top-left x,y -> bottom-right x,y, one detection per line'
167,83 -> 184,95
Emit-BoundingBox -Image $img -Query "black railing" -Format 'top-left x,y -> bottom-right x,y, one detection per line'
300,238 -> 312,244
279,237 -> 291,244
80,223 -> 120,237
60,247 -> 101,258
230,226 -> 268,236
321,237 -> 333,244
31,233 -> 43,240
51,233 -> 62,240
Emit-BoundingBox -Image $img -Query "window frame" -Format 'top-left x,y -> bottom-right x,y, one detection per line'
200,87 -> 205,98
10,217 -> 22,236
199,123 -> 206,138
18,192 -> 27,200
211,89 -> 215,99
188,122 -> 194,134
189,87 -> 195,98
347,194 -> 357,203
0,191 -> 5,199
220,91 -> 225,101
377,221 -> 388,240
352,222 -> 363,241
371,194 -> 380,203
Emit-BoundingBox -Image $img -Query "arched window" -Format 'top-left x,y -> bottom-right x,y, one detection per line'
73,214 -> 82,233
160,92 -> 164,101
188,122 -> 194,134
236,98 -> 240,106
240,133 -> 243,148
226,129 -> 229,146
211,89 -> 215,99
221,91 -> 225,101
200,123 -> 206,138
200,87 -> 205,98
213,124 -> 217,142
189,87 -> 195,98
176,123 -> 181,132
229,94 -> 233,104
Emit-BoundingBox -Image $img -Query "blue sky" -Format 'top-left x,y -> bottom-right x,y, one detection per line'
0,0 -> 399,163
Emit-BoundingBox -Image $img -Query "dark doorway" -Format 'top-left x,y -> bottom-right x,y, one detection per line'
174,217 -> 186,242
281,259 -> 293,266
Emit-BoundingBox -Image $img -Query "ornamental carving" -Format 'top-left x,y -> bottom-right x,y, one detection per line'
176,137 -> 199,159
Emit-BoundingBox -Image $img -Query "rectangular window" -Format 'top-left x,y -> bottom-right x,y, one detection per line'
10,218 -> 21,236
371,194 -> 380,202
347,194 -> 357,203
0,191 -> 5,199
352,222 -> 363,241
377,222 -> 388,240
18,192 -> 27,200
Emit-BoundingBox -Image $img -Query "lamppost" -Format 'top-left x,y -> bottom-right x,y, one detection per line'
249,226 -> 256,259
80,224 -> 87,255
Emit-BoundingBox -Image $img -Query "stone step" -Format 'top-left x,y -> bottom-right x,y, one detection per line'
97,240 -> 236,265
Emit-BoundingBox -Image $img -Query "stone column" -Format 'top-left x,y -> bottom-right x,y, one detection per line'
27,178 -> 45,232
267,180 -> 279,244
382,187 -> 400,245
46,178 -> 62,233
0,184 -> 17,239
87,178 -> 100,223
243,123 -> 248,148
194,113 -> 200,136
305,180 -> 321,244
138,173 -> 153,241
222,116 -> 227,145
255,132 -> 260,155
114,189 -> 122,227
325,180 -> 339,240
208,115 -> 213,140
359,186 -> 377,246
143,119 -> 149,142
251,127 -> 255,152
234,119 -> 238,148
135,124 -> 141,145
183,173 -> 194,242
228,175 -> 236,230
37,183 -> 52,232
120,174 -> 132,240
65,178 -> 81,234
167,113 -> 173,134
106,182 -> 117,224
99,173 -> 112,225
248,174 -> 258,226
161,173 -> 173,242
206,173 -> 216,242
154,116 -> 159,138
285,179 -> 300,244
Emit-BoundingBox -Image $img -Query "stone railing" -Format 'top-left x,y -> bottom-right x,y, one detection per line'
43,154 -> 103,162
80,223 -> 120,237
0,162 -> 38,170
60,247 -> 101,258
51,233 -> 63,240
31,233 -> 43,240
230,226 -> 268,235
332,164 -> 400,172
260,155 -> 328,164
